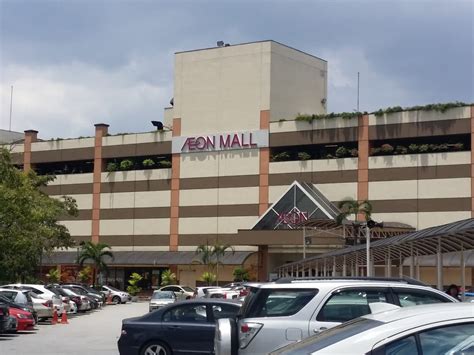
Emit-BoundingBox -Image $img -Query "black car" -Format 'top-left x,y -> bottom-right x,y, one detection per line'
61,285 -> 102,309
0,302 -> 9,333
118,299 -> 241,355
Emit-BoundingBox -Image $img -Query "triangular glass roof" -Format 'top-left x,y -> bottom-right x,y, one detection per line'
252,181 -> 340,230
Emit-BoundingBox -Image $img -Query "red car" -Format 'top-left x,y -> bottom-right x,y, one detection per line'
9,307 -> 35,331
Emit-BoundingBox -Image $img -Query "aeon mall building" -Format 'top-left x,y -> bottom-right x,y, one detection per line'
7,41 -> 474,288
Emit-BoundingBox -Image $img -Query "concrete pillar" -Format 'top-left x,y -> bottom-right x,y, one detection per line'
437,237 -> 443,291
23,130 -> 38,172
461,244 -> 466,302
342,255 -> 347,277
409,244 -> 415,278
386,248 -> 392,277
92,123 -> 109,244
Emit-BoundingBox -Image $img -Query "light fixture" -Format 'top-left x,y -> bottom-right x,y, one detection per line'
151,121 -> 164,130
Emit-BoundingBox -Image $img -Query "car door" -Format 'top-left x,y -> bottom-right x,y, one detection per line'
310,287 -> 390,335
162,303 -> 215,354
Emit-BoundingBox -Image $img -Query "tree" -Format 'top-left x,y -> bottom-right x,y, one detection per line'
127,272 -> 143,296
160,269 -> 177,286
46,268 -> 60,283
201,272 -> 216,286
195,241 -> 235,286
77,241 -> 114,286
0,148 -> 78,283
335,198 -> 373,225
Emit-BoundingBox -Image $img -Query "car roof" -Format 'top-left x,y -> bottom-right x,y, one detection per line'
365,303 -> 474,324
254,280 -> 438,290
173,299 -> 241,306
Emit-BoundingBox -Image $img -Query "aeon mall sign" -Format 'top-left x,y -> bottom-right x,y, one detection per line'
277,210 -> 309,227
172,130 -> 268,154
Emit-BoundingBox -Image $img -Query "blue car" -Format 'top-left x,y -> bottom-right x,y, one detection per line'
118,299 -> 241,355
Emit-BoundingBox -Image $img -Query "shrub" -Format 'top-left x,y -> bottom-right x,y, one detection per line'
325,154 -> 334,159
272,151 -> 291,162
370,147 -> 381,156
201,272 -> 217,286
161,269 -> 177,286
297,152 -> 311,161
453,143 -> 464,151
142,158 -> 155,168
408,144 -> 419,153
126,272 -> 143,296
159,160 -> 172,168
418,144 -> 429,153
437,144 -> 449,152
46,268 -> 60,283
395,145 -> 408,155
77,266 -> 93,283
106,162 -> 118,172
120,159 -> 134,170
335,146 -> 348,158
380,144 -> 394,154
350,148 -> 358,157
233,267 -> 250,282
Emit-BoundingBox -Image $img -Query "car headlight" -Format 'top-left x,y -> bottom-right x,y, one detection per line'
16,314 -> 28,319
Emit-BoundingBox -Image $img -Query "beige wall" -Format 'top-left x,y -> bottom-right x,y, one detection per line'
369,151 -> 470,169
100,191 -> 171,209
31,138 -> 94,152
269,117 -> 358,134
174,42 -> 271,136
179,187 -> 259,206
99,218 -> 170,236
179,216 -> 256,234
269,158 -> 358,174
269,41 -> 327,121
180,149 -> 260,178
102,131 -> 172,146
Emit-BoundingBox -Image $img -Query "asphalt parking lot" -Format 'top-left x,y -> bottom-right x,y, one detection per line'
0,302 -> 148,355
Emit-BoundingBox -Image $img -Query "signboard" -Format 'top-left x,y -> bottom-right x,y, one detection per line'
172,130 -> 268,154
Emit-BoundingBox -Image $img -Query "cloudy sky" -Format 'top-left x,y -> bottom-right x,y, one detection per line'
0,0 -> 473,139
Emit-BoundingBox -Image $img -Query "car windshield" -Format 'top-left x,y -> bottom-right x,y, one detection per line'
182,286 -> 195,292
272,317 -> 384,355
152,291 -> 175,299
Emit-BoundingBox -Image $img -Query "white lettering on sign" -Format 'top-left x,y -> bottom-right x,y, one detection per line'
172,130 -> 268,154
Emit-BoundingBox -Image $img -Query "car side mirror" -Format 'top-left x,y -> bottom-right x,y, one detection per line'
180,290 -> 184,293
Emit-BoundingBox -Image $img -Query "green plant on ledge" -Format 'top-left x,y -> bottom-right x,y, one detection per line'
297,152 -> 311,161
335,146 -> 349,158
106,162 -> 118,172
271,151 -> 291,162
373,101 -> 468,117
295,111 -> 363,123
142,158 -> 155,168
120,159 -> 134,170
159,160 -> 172,168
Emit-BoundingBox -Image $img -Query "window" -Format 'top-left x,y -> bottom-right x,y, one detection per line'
162,286 -> 179,292
162,304 -> 208,323
394,290 -> 450,307
212,304 -> 240,320
244,289 -> 318,318
384,335 -> 419,355
419,323 -> 474,355
0,291 -> 17,301
317,289 -> 387,323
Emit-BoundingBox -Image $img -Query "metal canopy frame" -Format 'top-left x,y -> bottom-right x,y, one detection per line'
277,218 -> 474,299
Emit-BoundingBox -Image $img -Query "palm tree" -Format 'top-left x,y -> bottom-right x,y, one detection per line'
77,241 -> 114,286
213,243 -> 235,286
195,242 -> 235,286
335,198 -> 373,225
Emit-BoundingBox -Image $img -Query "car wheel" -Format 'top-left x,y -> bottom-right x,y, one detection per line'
113,296 -> 121,304
141,341 -> 171,355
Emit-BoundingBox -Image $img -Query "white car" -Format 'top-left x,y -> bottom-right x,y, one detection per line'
194,286 -> 221,298
205,288 -> 240,300
29,292 -> 54,319
270,303 -> 474,354
158,285 -> 195,300
100,285 -> 130,304
1,284 -> 64,315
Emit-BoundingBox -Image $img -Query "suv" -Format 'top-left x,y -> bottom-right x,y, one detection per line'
158,285 -> 195,300
214,277 -> 458,355
1,284 -> 64,315
100,285 -> 130,304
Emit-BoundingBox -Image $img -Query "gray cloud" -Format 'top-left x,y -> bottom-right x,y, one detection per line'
0,0 -> 472,138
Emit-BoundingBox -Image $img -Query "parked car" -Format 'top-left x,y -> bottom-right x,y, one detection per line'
205,288 -> 241,300
101,285 -> 130,304
0,294 -> 38,323
158,285 -> 195,300
0,302 -> 10,333
61,284 -> 103,308
8,307 -> 35,331
60,288 -> 91,312
149,291 -> 177,312
270,303 -> 474,354
194,287 -> 220,298
28,292 -> 54,320
214,277 -> 458,355
118,299 -> 241,355
5,315 -> 17,333
1,284 -> 64,315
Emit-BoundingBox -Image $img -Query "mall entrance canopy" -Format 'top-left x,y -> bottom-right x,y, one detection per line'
277,218 -> 474,296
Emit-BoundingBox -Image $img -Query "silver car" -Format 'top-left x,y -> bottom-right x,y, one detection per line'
149,290 -> 177,312
100,285 -> 130,304
215,278 -> 458,355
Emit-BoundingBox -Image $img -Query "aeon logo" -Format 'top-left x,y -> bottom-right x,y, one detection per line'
277,211 -> 309,225
181,133 -> 258,152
